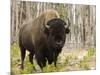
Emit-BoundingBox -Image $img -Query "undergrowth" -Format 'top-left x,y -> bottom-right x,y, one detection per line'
11,43 -> 96,74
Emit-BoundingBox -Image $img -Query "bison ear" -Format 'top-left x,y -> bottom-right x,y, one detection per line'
65,28 -> 70,34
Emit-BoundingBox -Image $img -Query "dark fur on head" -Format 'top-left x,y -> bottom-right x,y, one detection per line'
44,18 -> 70,66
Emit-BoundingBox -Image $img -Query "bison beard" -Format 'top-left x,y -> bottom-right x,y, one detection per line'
19,9 -> 70,70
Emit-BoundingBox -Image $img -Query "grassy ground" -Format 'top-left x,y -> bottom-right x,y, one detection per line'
11,43 -> 96,74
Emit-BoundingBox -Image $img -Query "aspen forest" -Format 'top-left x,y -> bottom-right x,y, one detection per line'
11,0 -> 96,74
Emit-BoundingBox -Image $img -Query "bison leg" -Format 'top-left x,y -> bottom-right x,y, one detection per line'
54,55 -> 57,67
48,57 -> 53,65
35,52 -> 45,70
54,59 -> 57,67
46,51 -> 53,65
20,47 -> 26,69
54,52 -> 59,67
42,56 -> 46,67
29,52 -> 34,64
29,52 -> 36,70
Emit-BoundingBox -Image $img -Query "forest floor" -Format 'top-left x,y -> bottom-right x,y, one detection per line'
11,43 -> 96,74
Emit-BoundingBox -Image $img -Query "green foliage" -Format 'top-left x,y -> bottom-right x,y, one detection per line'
11,43 -> 34,74
64,54 -> 77,64
11,43 -> 21,74
20,62 -> 33,74
83,48 -> 96,61
87,48 -> 95,57
78,48 -> 96,70
79,60 -> 90,70
43,63 -> 59,72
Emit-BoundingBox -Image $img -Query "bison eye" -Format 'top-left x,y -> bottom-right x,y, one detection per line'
56,40 -> 63,45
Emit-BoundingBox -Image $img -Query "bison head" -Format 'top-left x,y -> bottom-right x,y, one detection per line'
44,18 -> 70,49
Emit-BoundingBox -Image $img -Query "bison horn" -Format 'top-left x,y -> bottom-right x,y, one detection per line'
67,18 -> 70,28
65,18 -> 70,28
45,25 -> 50,29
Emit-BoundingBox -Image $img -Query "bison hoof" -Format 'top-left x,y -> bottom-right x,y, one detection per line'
17,64 -> 24,70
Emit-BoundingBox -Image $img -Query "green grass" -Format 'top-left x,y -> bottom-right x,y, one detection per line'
43,63 -> 58,72
79,60 -> 90,70
84,48 -> 96,59
11,43 -> 96,74
78,48 -> 96,70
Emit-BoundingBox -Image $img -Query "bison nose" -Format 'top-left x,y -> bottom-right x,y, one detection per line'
56,40 -> 63,45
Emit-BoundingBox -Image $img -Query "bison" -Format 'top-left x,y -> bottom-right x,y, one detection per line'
19,9 -> 70,70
